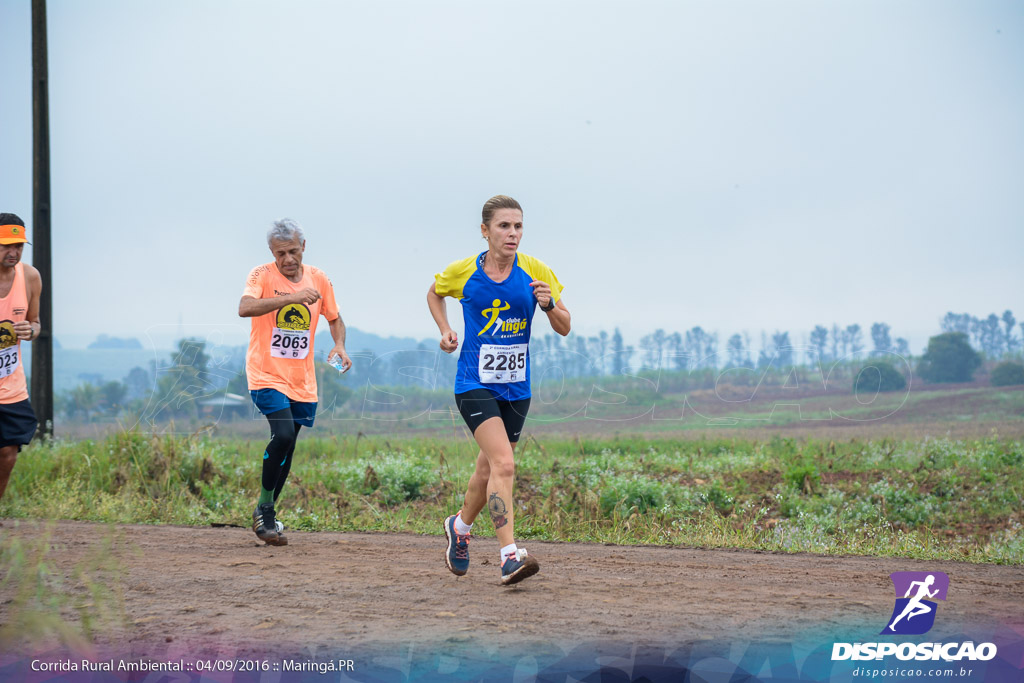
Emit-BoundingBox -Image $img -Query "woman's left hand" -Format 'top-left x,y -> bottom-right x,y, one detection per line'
530,280 -> 553,309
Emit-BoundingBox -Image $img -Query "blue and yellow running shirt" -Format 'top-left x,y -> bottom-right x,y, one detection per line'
434,252 -> 563,400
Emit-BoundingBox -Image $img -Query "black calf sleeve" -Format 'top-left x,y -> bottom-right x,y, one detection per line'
261,408 -> 298,493
274,424 -> 301,501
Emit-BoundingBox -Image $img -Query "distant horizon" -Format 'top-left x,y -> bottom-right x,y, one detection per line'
44,308 -> 1020,358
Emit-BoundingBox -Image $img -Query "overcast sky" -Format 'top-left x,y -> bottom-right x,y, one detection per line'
1,1 -> 1021,353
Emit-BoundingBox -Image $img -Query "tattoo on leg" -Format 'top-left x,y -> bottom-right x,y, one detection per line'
488,493 -> 507,516
488,493 -> 508,529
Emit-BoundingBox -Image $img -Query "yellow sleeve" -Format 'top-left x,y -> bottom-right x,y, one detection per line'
433,256 -> 477,299
517,253 -> 564,304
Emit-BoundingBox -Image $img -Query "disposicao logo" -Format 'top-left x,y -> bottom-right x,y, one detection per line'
831,570 -> 998,663
882,571 -> 948,635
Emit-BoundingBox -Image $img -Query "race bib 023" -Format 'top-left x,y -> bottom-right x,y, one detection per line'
0,345 -> 19,378
478,343 -> 527,384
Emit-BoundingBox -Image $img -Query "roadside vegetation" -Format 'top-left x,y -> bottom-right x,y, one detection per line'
3,432 -> 1021,565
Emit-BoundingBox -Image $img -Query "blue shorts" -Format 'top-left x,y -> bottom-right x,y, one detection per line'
250,389 -> 317,427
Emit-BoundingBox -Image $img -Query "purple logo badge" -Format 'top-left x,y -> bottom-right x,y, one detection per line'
881,571 -> 949,635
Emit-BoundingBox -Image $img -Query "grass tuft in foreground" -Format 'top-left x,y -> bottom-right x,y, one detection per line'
0,524 -> 127,651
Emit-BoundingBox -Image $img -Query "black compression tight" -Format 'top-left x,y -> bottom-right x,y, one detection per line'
261,407 -> 303,501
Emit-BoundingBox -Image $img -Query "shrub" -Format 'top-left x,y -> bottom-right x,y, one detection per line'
784,457 -> 821,493
701,484 -> 735,515
598,475 -> 668,516
990,361 -> 1024,387
917,332 -> 981,383
337,455 -> 434,504
853,362 -> 907,394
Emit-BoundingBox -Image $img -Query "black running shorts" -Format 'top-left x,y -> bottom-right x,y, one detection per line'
455,388 -> 531,444
0,399 -> 38,449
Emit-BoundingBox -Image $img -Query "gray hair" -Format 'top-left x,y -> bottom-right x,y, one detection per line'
267,218 -> 305,246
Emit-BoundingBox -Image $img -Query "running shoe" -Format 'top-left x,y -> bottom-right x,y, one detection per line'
252,503 -> 288,546
500,548 -> 539,585
443,514 -> 471,576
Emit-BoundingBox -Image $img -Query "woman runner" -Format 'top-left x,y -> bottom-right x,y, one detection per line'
427,195 -> 571,585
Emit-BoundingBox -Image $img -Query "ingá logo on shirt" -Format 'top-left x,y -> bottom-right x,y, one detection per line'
479,299 -> 511,336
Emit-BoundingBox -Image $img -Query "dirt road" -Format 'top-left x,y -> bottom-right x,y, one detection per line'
1,521 -> 1022,678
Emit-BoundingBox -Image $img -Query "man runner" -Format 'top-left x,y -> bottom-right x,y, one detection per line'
0,214 -> 42,505
239,219 -> 351,545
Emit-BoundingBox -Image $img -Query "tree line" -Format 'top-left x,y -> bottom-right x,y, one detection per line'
55,309 -> 1023,421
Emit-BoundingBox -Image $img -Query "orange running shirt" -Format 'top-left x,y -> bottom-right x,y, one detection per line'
243,263 -> 339,403
0,263 -> 29,404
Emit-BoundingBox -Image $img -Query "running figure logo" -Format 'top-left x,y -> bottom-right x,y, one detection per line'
478,299 -> 510,336
881,571 -> 949,635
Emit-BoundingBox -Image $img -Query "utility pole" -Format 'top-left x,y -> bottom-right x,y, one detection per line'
31,0 -> 54,437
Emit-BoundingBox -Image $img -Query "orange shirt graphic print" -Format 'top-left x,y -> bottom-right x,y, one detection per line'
0,322 -> 16,349
271,303 -> 312,359
0,321 -> 18,379
277,304 -> 311,330
478,299 -> 511,336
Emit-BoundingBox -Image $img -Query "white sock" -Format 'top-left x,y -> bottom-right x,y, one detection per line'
500,543 -> 518,564
454,512 -> 473,535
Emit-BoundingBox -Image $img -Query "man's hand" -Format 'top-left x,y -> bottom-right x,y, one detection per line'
440,329 -> 459,354
292,288 -> 321,305
12,321 -> 34,341
327,346 -> 352,372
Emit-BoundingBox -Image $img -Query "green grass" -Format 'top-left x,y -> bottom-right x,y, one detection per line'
2,431 -> 1022,564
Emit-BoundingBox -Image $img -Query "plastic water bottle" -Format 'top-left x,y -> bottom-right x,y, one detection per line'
329,356 -> 348,374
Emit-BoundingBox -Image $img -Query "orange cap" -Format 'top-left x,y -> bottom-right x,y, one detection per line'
0,225 -> 29,245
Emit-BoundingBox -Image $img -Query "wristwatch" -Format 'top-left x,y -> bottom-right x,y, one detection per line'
540,298 -> 556,312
